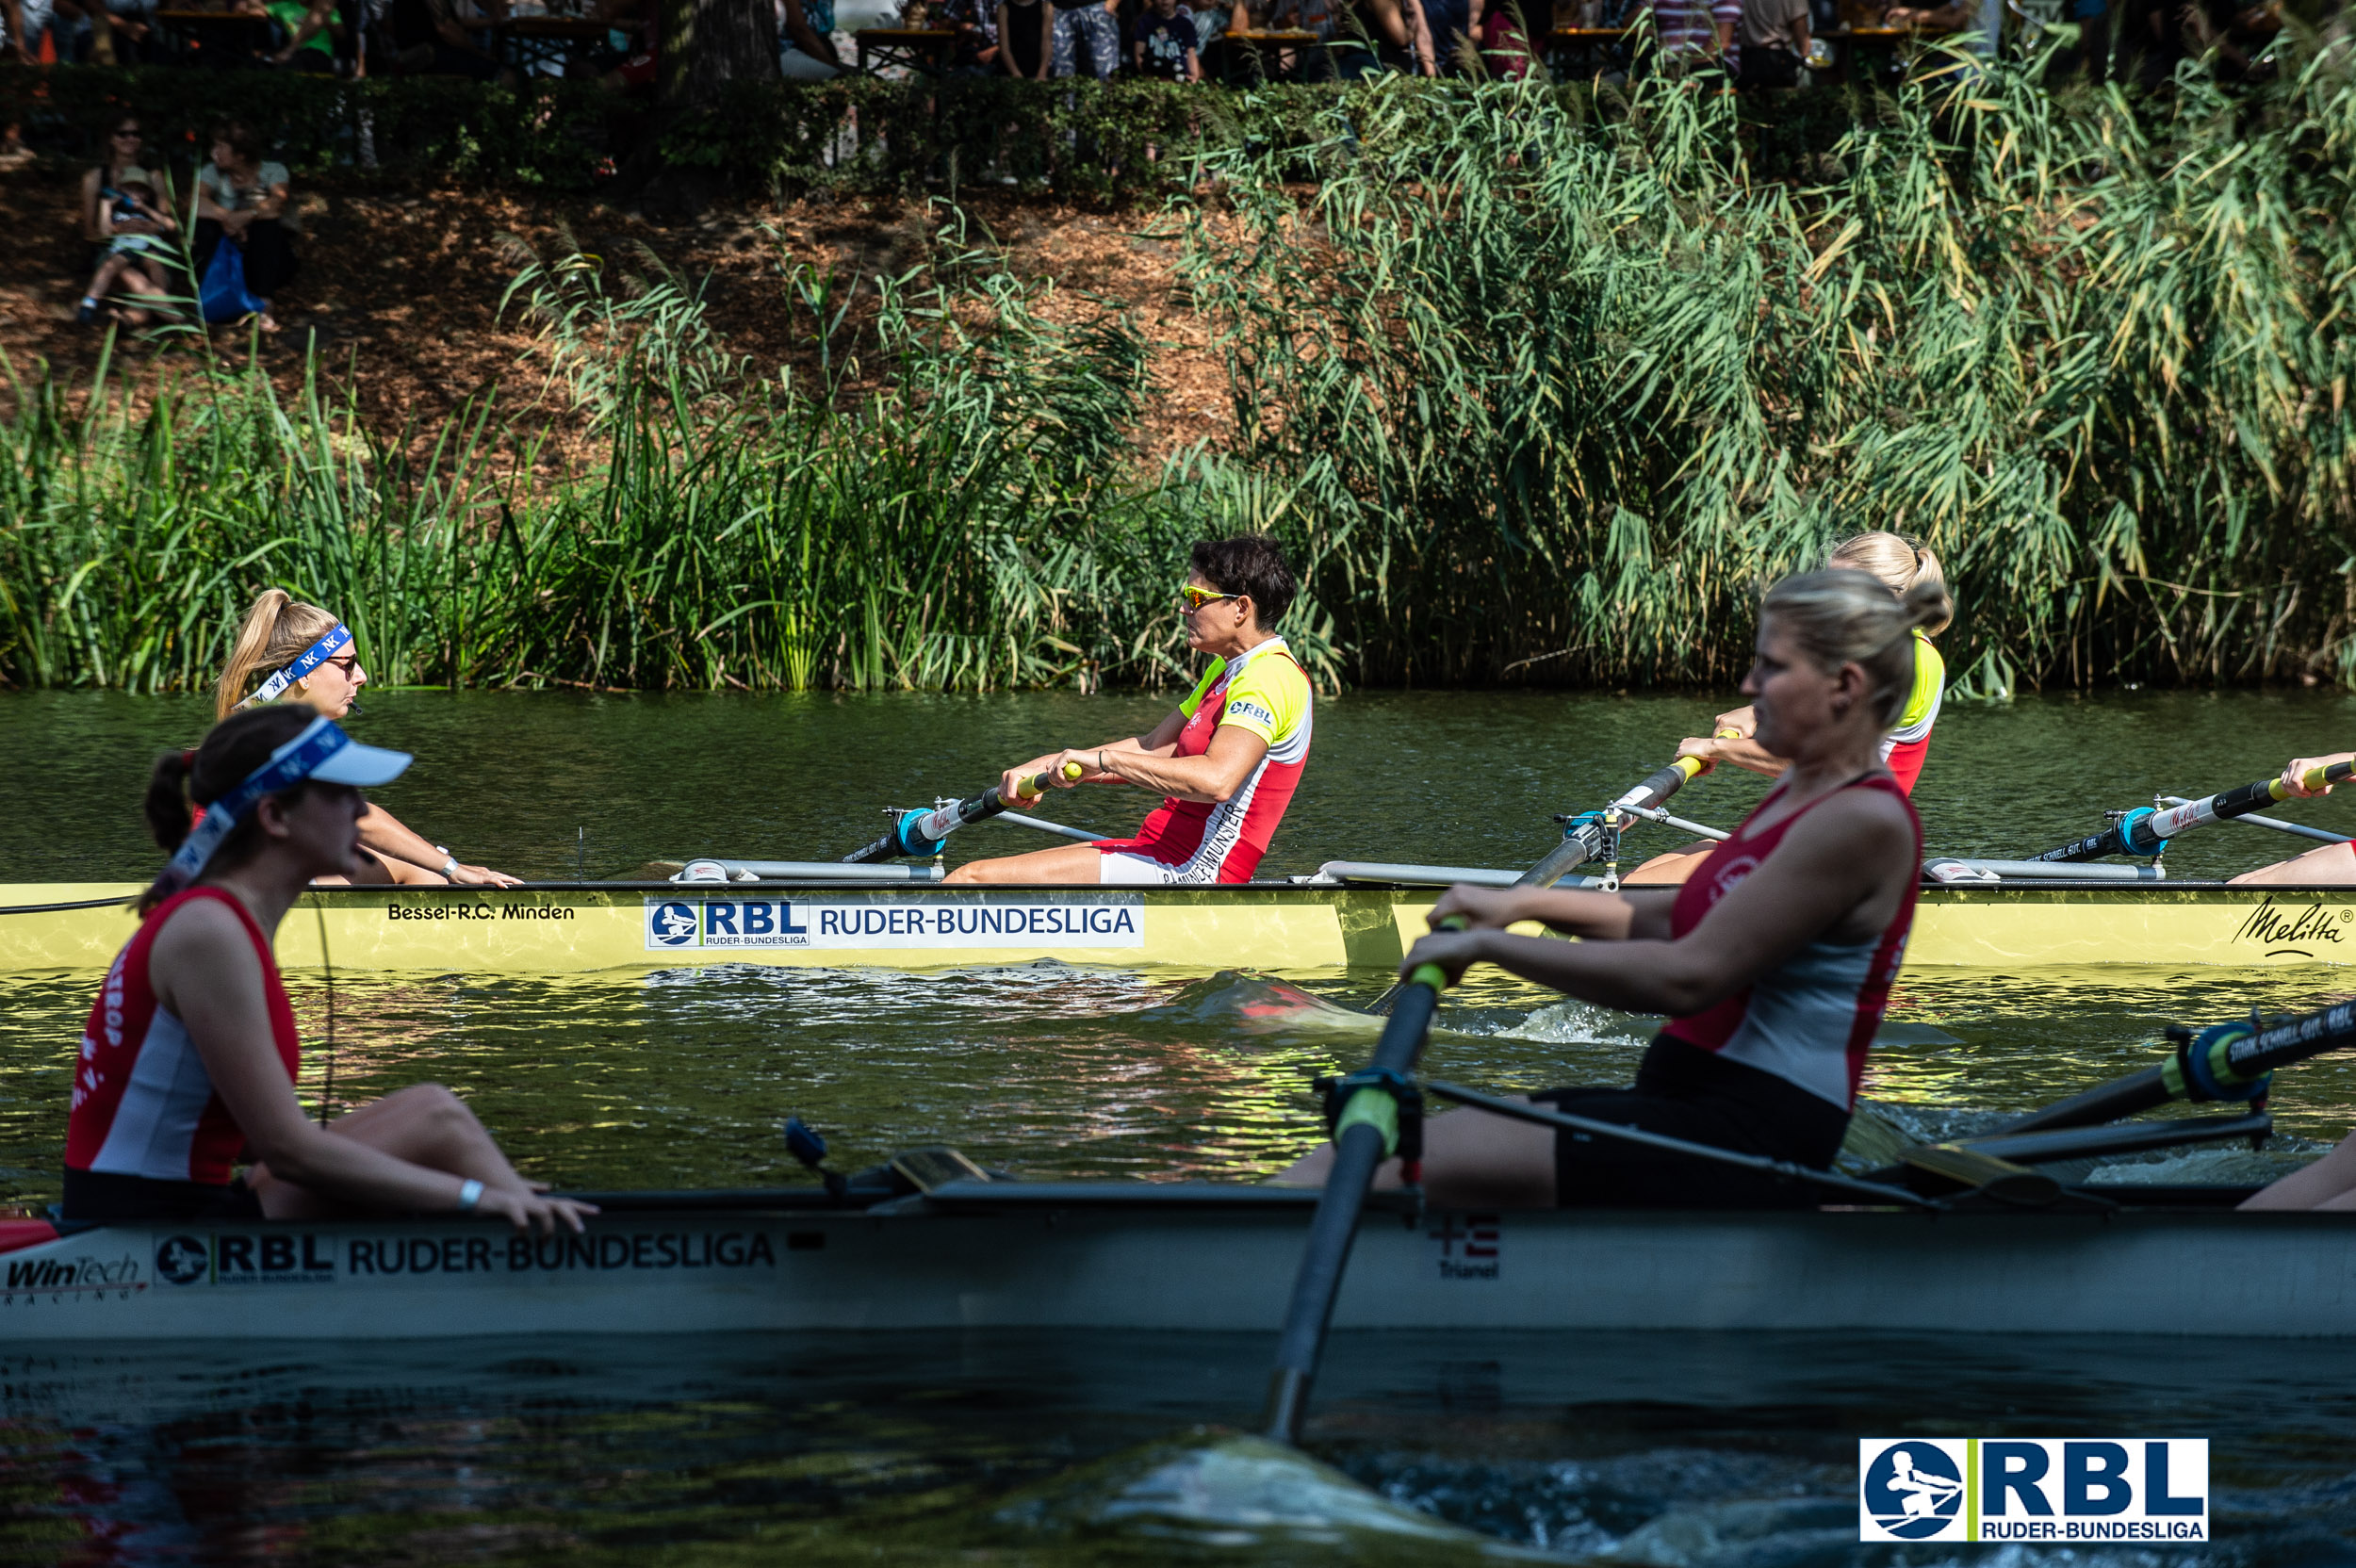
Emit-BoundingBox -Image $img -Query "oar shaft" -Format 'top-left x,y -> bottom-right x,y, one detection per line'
1516,757 -> 1707,889
2028,760 -> 2356,863
1264,935 -> 1454,1445
840,762 -> 1082,863
2006,994 -> 2356,1134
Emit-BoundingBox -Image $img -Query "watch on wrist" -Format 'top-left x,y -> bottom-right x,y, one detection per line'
436,845 -> 460,878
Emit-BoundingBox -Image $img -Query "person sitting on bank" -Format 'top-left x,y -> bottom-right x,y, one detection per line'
2228,753 -> 2356,886
216,589 -> 519,888
949,535 -> 1312,887
194,122 -> 299,333
63,705 -> 593,1230
1279,568 -> 1945,1208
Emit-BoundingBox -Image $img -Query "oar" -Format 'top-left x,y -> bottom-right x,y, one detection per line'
1365,755 -> 1710,1016
2001,994 -> 2356,1135
2025,760 -> 2356,864
1263,918 -> 1463,1446
841,761 -> 1085,864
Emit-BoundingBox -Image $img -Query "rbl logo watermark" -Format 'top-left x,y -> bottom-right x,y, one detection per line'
1859,1438 -> 2207,1543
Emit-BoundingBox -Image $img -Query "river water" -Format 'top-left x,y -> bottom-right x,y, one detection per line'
3,688 -> 2355,1565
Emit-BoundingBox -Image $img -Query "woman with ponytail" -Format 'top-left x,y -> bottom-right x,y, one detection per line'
1673,531 -> 1952,793
67,706 -> 593,1232
215,589 -> 517,888
1281,569 -> 1942,1208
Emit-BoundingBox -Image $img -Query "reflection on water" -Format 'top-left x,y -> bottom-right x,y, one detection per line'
5,1331 -> 2355,1566
9,689 -> 2356,1561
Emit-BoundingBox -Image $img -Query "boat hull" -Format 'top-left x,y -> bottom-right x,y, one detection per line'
3,1187 -> 2349,1342
8,879 -> 2356,974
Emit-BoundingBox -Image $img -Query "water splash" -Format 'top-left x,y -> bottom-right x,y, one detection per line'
1128,972 -> 1382,1039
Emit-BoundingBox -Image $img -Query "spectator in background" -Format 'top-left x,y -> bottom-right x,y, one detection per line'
940,0 -> 1000,70
267,0 -> 342,69
998,0 -> 1051,73
80,118 -> 168,259
78,177 -> 175,326
194,122 -> 296,332
1051,0 -> 1118,77
1642,0 -> 1738,73
384,0 -> 501,76
1475,0 -> 1532,74
1737,0 -> 1806,84
1418,0 -> 1473,69
776,0 -> 843,74
1134,0 -> 1200,74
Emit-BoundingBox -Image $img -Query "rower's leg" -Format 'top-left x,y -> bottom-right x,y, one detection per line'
2239,1130 -> 2356,1210
942,842 -> 1107,885
1270,1102 -> 1557,1208
249,1083 -> 540,1218
1625,841 -> 1715,885
2227,841 -> 2356,886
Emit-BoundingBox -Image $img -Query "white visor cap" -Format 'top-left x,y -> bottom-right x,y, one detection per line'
307,737 -> 413,788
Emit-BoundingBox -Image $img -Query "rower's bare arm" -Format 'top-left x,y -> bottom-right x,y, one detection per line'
1428,884 -> 1673,940
149,903 -> 511,1216
1404,791 -> 1910,1014
1100,724 -> 1268,803
356,802 -> 516,887
2282,753 -> 2356,798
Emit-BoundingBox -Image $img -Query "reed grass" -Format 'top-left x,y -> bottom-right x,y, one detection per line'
5,46 -> 2355,694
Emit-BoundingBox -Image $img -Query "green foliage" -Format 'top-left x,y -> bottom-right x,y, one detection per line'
0,232 -> 1205,694
1183,43 -> 2356,689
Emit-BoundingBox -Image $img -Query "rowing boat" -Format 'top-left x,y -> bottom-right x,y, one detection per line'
0,1177 -> 2344,1342
8,875 -> 2356,974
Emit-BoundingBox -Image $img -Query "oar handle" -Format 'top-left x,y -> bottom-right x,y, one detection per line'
1263,915 -> 1467,1446
2034,760 -> 2356,864
1516,758 -> 1707,888
842,761 -> 1088,863
1008,760 -> 1087,803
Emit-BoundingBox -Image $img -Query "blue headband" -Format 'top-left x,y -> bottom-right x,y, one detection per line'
156,718 -> 361,895
237,623 -> 352,710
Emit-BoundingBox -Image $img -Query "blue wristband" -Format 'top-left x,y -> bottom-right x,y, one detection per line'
457,1178 -> 484,1211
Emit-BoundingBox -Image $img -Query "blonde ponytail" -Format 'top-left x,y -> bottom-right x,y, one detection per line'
214,589 -> 341,718
1762,569 -> 1955,728
1826,531 -> 1954,637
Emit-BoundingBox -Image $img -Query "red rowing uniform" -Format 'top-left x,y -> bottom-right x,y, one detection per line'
65,887 -> 300,1185
1660,774 -> 1921,1110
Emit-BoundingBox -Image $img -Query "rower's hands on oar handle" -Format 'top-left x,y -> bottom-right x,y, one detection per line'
1428,884 -> 1539,930
998,755 -> 1098,802
444,861 -> 521,889
2281,753 -> 2356,798
1399,923 -> 1490,987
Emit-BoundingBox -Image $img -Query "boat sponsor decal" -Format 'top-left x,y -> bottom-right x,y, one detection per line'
151,1229 -> 779,1285
643,892 -> 1146,951
0,1248 -> 147,1307
387,902 -> 576,922
2233,898 -> 2350,958
1859,1438 -> 2207,1544
1430,1212 -> 1499,1281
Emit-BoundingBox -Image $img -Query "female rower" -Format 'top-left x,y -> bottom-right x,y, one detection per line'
64,704 -> 593,1231
1280,568 -> 1947,1208
1677,531 -> 1950,792
946,535 -> 1312,886
216,589 -> 517,887
2228,752 -> 2356,885
1627,531 -> 1947,886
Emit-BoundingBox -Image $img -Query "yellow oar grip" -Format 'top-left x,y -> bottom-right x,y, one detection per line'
1013,760 -> 1088,799
1716,727 -> 1744,740
1675,756 -> 1708,780
1407,914 -> 1472,992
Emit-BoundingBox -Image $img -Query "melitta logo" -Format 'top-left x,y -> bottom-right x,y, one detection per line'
1859,1439 -> 2208,1543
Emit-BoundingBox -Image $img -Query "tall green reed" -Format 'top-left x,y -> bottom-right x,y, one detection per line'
1180,41 -> 2356,690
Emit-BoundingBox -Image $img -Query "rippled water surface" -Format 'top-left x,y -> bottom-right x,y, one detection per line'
4,688 -> 2356,1564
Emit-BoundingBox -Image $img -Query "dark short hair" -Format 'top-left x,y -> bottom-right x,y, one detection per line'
1189,535 -> 1296,628
211,121 -> 262,163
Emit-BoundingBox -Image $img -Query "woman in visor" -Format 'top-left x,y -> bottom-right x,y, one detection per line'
215,588 -> 517,887
63,704 -> 593,1232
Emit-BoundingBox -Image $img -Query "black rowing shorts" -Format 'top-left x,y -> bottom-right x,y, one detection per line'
1531,1036 -> 1851,1209
62,1168 -> 265,1221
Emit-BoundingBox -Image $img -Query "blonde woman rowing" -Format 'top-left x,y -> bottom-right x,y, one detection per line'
217,590 -> 516,888
1280,569 -> 1946,1208
65,705 -> 590,1230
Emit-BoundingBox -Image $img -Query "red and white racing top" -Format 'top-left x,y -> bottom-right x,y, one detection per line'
1091,636 -> 1313,884
1660,774 -> 1921,1110
64,887 -> 300,1185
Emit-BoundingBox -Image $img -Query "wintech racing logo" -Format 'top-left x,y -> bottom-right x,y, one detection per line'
648,901 -> 699,946
1860,1441 -> 1966,1540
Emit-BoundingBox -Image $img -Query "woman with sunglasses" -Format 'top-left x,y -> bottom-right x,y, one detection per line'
78,117 -> 175,310
63,703 -> 593,1231
947,535 -> 1313,886
214,589 -> 518,888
